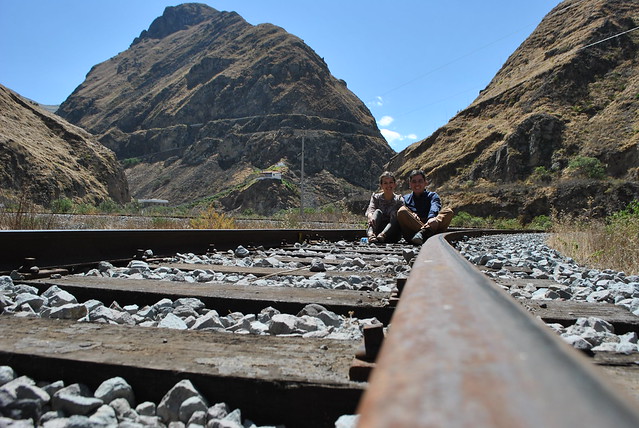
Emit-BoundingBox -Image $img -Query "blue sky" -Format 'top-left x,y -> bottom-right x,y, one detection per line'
0,0 -> 563,152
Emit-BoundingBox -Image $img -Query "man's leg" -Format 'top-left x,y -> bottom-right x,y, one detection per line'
425,207 -> 454,234
397,206 -> 424,243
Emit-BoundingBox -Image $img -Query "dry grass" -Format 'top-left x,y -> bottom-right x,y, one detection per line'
189,206 -> 237,229
0,194 -> 60,230
547,210 -> 639,276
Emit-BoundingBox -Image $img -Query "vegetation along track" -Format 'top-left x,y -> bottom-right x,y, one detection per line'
1,229 -> 639,427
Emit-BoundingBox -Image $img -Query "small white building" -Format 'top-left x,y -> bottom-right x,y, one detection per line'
137,199 -> 169,206
257,171 -> 282,180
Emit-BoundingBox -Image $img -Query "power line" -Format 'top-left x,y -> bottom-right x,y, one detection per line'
580,26 -> 639,50
375,25 -> 534,100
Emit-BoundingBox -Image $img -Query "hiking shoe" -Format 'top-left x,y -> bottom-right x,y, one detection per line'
411,228 -> 434,245
411,231 -> 424,245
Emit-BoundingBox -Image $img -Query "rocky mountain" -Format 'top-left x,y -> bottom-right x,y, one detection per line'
57,3 -> 393,213
389,0 -> 639,220
0,84 -> 129,208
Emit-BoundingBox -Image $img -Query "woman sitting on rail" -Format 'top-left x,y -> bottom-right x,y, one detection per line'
365,171 -> 404,243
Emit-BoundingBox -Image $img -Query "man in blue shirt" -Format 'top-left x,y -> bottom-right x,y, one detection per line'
397,169 -> 454,245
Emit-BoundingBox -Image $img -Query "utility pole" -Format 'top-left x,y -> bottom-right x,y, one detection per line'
300,134 -> 305,217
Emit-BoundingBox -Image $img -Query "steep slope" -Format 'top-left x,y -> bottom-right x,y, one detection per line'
57,3 -> 393,211
389,0 -> 639,220
0,84 -> 129,208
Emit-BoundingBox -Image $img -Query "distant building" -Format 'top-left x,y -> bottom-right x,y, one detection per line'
138,199 -> 169,206
257,171 -> 282,180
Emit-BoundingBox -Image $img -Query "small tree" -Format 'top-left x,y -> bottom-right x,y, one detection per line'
566,156 -> 606,179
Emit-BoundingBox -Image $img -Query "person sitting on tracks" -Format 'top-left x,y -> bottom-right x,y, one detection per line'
365,171 -> 404,243
397,169 -> 454,245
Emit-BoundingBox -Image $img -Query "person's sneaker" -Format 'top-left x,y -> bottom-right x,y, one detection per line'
411,231 -> 424,245
411,228 -> 433,245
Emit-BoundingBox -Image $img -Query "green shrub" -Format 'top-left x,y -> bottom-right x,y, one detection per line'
98,199 -> 119,213
490,217 -> 521,230
450,211 -> 487,228
528,215 -> 552,230
530,166 -> 552,183
74,203 -> 97,215
50,198 -> 73,213
567,156 -> 606,179
609,199 -> 639,221
122,158 -> 141,168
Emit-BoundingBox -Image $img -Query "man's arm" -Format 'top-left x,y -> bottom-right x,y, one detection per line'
427,192 -> 442,219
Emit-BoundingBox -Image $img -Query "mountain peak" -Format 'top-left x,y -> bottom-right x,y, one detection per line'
132,3 -> 223,45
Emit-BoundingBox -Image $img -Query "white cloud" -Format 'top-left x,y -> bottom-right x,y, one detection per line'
380,129 -> 420,151
380,129 -> 401,142
378,115 -> 394,127
368,96 -> 383,107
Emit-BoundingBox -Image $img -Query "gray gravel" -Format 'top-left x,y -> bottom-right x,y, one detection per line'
456,233 -> 639,353
1,241 -> 411,341
0,276 -> 382,342
0,366 -> 282,427
77,242 -> 410,294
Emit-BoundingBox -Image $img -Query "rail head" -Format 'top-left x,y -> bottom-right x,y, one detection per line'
0,229 -> 366,272
357,231 -> 639,428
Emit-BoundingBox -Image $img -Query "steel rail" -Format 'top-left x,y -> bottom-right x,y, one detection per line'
0,228 -> 364,272
357,230 -> 639,428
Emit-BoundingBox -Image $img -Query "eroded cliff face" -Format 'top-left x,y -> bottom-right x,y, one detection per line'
389,0 -> 639,220
58,3 -> 393,211
0,84 -> 129,207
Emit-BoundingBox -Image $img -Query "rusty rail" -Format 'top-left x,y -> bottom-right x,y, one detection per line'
0,229 -> 364,272
357,231 -> 639,428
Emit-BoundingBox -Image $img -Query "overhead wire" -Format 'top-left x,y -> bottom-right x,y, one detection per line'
580,26 -> 639,50
374,0 -> 638,124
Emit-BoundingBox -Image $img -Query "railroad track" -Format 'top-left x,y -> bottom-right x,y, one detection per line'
1,229 -> 638,427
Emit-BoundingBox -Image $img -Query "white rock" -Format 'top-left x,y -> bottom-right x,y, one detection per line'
179,395 -> 208,423
317,310 -> 342,328
616,342 -> 638,354
157,379 -> 201,423
159,313 -> 188,330
561,334 -> 593,351
94,377 -> 134,405
136,401 -> 156,416
269,314 -> 298,335
191,311 -> 225,330
0,366 -> 16,386
335,414 -> 359,428
48,303 -> 88,320
52,392 -> 103,415
47,290 -> 78,307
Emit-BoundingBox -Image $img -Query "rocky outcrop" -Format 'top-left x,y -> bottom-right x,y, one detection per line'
57,3 -> 392,212
389,0 -> 639,219
0,84 -> 129,207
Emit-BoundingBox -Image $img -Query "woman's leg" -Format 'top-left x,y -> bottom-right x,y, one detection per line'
370,209 -> 385,235
378,217 -> 401,243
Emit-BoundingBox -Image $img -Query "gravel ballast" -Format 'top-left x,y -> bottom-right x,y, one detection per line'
0,366 -> 283,427
456,233 -> 639,354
